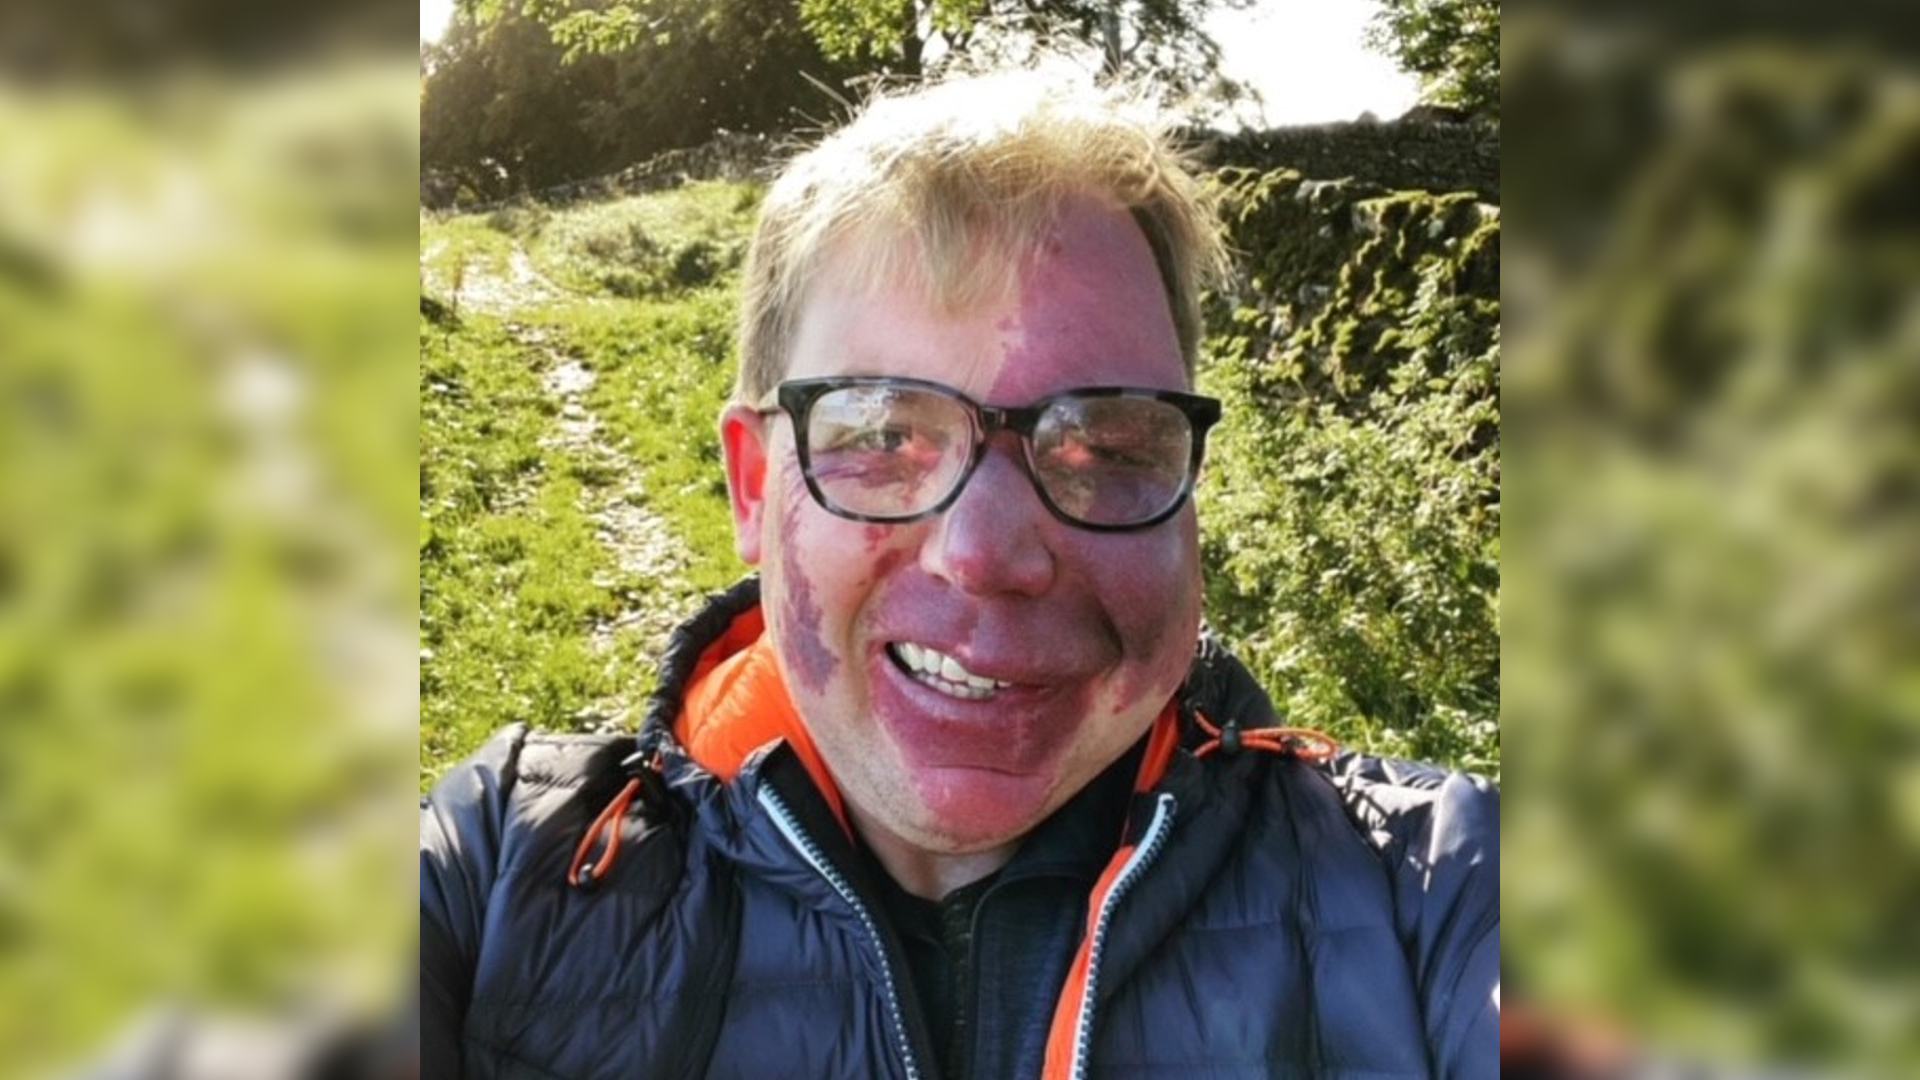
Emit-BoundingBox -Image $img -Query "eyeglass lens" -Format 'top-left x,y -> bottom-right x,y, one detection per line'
802,384 -> 1196,527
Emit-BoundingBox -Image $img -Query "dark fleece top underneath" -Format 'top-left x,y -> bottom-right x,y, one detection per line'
856,740 -> 1144,1080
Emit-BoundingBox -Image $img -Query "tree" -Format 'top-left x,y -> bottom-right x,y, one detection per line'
1364,0 -> 1499,118
426,0 -> 873,198
422,7 -> 620,198
472,0 -> 1256,102
430,0 -> 1261,196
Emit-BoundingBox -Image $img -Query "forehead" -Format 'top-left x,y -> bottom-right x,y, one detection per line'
785,195 -> 1187,403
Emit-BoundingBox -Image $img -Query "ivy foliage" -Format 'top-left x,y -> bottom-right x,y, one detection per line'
1198,168 -> 1500,774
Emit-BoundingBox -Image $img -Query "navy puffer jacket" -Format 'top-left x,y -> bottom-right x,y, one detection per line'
421,579 -> 1499,1078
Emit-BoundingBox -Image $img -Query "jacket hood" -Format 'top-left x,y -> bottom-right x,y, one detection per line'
634,576 -> 766,766
661,595 -> 850,829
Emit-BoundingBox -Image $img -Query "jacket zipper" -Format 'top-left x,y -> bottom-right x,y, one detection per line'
757,785 -> 924,1080
1070,792 -> 1178,1080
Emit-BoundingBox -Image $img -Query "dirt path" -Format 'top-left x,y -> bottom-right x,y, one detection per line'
522,324 -> 687,734
419,240 -> 566,316
429,238 -> 692,733
465,250 -> 563,314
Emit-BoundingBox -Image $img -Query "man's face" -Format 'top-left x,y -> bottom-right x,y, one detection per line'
722,194 -> 1202,855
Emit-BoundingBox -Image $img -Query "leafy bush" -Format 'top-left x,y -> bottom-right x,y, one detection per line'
1199,168 -> 1500,774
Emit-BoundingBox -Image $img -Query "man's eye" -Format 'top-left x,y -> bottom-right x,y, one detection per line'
1055,437 -> 1153,470
1089,441 -> 1156,468
862,426 -> 914,452
824,425 -> 916,453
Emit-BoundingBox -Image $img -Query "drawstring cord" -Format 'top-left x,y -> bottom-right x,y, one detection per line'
1192,710 -> 1339,763
568,779 -> 639,890
570,713 -> 1334,889
567,753 -> 674,890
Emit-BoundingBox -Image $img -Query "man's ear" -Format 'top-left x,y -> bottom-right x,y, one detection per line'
719,403 -> 770,565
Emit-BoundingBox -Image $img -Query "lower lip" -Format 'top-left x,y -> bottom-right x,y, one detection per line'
868,647 -> 1088,831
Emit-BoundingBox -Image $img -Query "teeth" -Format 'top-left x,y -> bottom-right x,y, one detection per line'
891,642 -> 1012,699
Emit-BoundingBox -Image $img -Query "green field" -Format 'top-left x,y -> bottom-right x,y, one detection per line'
419,183 -> 759,784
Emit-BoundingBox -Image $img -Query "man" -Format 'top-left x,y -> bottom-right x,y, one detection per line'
422,73 -> 1498,1079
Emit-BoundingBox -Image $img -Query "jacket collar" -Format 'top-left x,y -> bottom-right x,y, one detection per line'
668,603 -> 850,831
636,578 -> 1313,1037
637,578 -> 1240,897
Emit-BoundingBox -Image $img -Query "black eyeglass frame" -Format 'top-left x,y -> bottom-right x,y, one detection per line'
764,375 -> 1223,533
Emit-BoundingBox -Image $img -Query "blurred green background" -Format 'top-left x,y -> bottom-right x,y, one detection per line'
0,22 -> 418,1079
1503,8 -> 1920,1072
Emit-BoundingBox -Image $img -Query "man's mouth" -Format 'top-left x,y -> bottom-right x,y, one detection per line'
885,641 -> 1015,701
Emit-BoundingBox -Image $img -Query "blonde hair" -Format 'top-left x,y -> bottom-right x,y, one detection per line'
734,70 -> 1228,404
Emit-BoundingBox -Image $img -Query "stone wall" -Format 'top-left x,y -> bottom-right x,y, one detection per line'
428,116 -> 1500,212
424,131 -> 780,213
1194,117 -> 1499,203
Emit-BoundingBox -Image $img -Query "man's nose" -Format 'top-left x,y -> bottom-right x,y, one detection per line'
920,439 -> 1056,597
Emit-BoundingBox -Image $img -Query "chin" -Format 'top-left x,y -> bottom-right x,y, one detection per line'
897,764 -> 1059,849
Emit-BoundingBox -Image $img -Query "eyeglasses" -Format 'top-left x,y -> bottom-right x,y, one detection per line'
763,376 -> 1222,532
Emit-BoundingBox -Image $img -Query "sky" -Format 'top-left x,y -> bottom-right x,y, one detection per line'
1205,1 -> 1420,124
422,0 -> 454,46
420,0 -> 1420,126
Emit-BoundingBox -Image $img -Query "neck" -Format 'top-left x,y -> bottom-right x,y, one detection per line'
847,802 -> 1016,900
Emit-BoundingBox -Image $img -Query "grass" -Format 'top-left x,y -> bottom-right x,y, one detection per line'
419,182 -> 753,787
524,182 -> 761,297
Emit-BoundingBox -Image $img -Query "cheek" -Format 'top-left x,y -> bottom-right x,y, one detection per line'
863,547 -> 906,589
850,524 -> 907,591
1092,518 -> 1201,713
775,473 -> 839,694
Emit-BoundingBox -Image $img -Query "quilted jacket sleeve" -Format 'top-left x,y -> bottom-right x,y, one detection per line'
419,725 -> 528,1080
1330,755 -> 1500,1080
1182,640 -> 1499,1077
